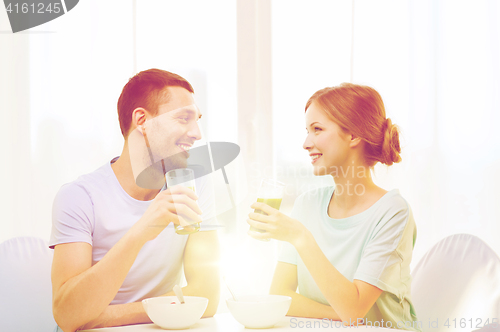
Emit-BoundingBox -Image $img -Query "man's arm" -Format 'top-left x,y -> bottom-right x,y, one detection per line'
79,230 -> 221,330
52,187 -> 202,332
175,230 -> 220,317
78,301 -> 149,330
51,230 -> 150,332
270,262 -> 342,320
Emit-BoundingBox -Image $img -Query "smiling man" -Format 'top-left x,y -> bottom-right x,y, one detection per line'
49,69 -> 220,332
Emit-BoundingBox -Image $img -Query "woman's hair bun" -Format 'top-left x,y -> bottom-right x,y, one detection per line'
381,118 -> 402,166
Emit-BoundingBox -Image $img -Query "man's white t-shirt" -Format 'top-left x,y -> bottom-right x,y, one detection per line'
49,157 -> 216,304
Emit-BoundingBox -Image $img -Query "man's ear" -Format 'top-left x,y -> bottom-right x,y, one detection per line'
131,107 -> 148,135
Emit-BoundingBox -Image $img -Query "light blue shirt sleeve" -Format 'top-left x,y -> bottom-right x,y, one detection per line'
353,199 -> 414,297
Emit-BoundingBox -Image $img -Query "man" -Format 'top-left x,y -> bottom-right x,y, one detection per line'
49,69 -> 220,332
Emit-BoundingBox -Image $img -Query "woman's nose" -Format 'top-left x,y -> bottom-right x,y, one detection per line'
303,134 -> 313,150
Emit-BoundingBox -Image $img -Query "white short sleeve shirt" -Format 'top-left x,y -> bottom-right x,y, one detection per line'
49,158 -> 217,304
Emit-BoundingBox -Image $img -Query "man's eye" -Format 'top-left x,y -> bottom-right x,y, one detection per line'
179,117 -> 189,122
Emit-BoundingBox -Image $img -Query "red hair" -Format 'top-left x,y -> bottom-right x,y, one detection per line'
305,83 -> 401,166
117,69 -> 194,137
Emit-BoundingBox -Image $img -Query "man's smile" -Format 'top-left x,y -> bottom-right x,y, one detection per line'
176,142 -> 193,157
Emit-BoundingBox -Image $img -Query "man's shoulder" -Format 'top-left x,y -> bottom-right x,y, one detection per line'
56,160 -> 115,200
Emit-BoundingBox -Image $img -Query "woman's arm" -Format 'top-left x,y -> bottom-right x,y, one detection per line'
248,203 -> 382,323
294,230 -> 382,322
270,262 -> 342,320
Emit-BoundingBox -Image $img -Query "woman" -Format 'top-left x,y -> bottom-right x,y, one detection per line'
247,83 -> 420,331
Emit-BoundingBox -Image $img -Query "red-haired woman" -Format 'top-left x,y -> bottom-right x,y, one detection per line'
247,83 -> 420,331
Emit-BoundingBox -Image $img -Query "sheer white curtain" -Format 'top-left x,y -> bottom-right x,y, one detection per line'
1,0 -> 499,298
271,0 -> 500,267
405,0 -> 500,264
0,0 -> 134,243
0,0 -> 238,243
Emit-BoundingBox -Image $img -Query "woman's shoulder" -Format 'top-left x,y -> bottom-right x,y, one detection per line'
371,189 -> 415,229
379,189 -> 411,214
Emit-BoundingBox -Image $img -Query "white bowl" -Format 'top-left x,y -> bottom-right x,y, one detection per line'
142,296 -> 208,329
226,295 -> 292,329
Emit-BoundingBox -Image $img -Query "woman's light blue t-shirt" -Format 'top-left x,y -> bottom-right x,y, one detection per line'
279,187 -> 421,331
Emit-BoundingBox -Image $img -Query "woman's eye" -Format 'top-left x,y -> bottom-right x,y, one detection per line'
314,127 -> 322,132
179,117 -> 189,122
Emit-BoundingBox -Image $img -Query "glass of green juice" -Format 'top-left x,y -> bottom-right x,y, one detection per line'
250,178 -> 286,241
165,168 -> 200,235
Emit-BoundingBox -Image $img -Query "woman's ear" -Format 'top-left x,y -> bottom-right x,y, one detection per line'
350,134 -> 362,148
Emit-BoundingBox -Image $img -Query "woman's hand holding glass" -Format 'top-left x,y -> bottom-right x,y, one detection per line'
247,202 -> 310,247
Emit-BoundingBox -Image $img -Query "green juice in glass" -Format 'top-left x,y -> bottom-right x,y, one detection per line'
250,197 -> 283,233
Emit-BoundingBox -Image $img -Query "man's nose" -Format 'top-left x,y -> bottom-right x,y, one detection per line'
188,121 -> 202,141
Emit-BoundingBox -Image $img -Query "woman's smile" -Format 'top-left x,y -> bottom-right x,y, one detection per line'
310,153 -> 322,164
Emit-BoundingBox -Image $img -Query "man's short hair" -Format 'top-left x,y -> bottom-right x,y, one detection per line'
117,68 -> 194,137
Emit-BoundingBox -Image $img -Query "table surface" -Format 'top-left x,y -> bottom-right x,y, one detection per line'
80,313 -> 395,331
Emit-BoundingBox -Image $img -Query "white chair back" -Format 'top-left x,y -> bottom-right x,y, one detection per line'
412,234 -> 500,332
0,237 -> 56,332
